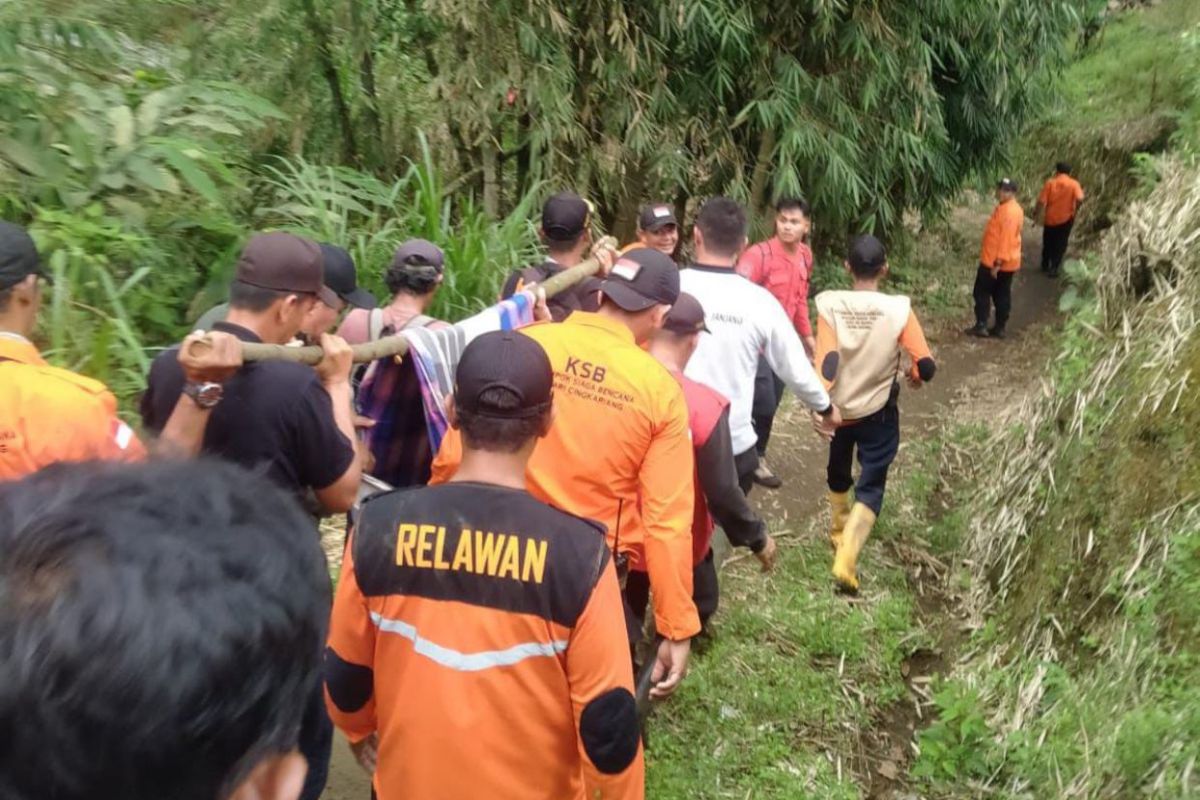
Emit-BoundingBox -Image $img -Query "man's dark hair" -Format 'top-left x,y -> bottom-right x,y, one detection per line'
385,261 -> 441,297
1055,161 -> 1072,175
456,388 -> 550,454
695,197 -> 748,257
0,459 -> 330,800
775,197 -> 811,216
544,230 -> 586,256
228,279 -> 293,312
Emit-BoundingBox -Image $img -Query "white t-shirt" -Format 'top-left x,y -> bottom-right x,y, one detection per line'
681,265 -> 830,455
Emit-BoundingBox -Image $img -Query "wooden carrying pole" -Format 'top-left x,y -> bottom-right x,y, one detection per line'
238,238 -> 615,365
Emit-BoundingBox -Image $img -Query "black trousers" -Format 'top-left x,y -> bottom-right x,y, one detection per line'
298,679 -> 333,800
972,265 -> 1015,330
735,446 -> 760,495
625,548 -> 721,629
827,404 -> 900,516
1041,219 -> 1074,275
752,356 -> 786,457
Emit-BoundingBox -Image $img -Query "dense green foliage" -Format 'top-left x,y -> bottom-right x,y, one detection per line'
0,1 -> 1090,413
33,0 -> 1083,234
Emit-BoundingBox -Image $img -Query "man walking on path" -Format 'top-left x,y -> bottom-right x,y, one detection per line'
681,197 -> 839,494
815,235 -> 936,593
434,247 -> 699,700
1035,162 -> 1085,278
0,221 -> 145,480
635,293 -> 777,630
736,197 -> 816,489
621,202 -> 680,258
967,178 -> 1025,339
326,331 -> 644,800
140,231 -> 362,800
339,240 -> 450,489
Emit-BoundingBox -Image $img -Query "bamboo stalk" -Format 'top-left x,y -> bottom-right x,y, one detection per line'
239,238 -> 616,364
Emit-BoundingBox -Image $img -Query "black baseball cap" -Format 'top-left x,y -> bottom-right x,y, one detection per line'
600,247 -> 680,312
662,292 -> 709,335
235,232 -> 337,307
638,203 -> 678,233
542,192 -> 591,242
455,331 -> 553,420
0,221 -> 46,291
319,243 -> 376,309
998,178 -> 1019,192
848,234 -> 887,271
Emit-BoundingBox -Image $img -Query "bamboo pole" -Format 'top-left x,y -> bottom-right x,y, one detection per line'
239,237 -> 616,365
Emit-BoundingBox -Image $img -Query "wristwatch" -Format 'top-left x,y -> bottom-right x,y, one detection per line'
183,381 -> 224,410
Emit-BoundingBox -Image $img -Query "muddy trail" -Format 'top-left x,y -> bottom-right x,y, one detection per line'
320,215 -> 1064,799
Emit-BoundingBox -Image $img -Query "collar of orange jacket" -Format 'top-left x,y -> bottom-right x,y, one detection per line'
563,310 -> 636,344
0,334 -> 43,366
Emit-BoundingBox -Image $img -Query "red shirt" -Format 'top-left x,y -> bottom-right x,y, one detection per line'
736,238 -> 813,337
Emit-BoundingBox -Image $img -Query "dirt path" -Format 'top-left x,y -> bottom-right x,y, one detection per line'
320,215 -> 1064,799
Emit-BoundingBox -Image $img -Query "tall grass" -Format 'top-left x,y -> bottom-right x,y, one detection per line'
256,133 -> 542,321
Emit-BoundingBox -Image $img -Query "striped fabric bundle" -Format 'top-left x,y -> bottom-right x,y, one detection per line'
359,291 -> 536,483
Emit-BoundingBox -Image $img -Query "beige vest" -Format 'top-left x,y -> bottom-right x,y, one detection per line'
815,290 -> 911,420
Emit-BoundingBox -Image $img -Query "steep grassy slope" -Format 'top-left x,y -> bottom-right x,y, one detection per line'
911,161 -> 1200,799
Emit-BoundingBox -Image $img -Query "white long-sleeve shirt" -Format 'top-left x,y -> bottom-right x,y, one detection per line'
681,264 -> 831,455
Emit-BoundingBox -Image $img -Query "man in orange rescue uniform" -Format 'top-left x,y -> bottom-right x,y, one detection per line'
816,235 -> 936,592
1035,162 -> 1085,278
326,331 -> 643,799
967,178 -> 1025,340
0,221 -> 145,480
432,246 -> 700,697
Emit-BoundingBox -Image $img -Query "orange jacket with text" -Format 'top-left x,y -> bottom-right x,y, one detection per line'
431,312 -> 700,641
0,335 -> 144,481
325,482 -> 644,800
979,198 -> 1025,272
1038,174 -> 1085,227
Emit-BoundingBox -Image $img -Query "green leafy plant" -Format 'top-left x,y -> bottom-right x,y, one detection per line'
256,134 -> 541,320
912,681 -> 995,783
1058,258 -> 1097,313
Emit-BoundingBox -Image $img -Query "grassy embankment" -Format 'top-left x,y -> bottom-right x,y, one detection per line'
645,3 -> 1200,797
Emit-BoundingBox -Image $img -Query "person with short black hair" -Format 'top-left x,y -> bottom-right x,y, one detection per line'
737,196 -> 818,489
815,235 -> 936,592
1034,161 -> 1085,278
326,330 -> 644,799
140,231 -> 361,800
0,458 -> 330,800
681,197 -> 840,494
501,192 -> 613,320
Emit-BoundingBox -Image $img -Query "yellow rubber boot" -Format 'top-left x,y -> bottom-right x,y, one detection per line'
828,491 -> 851,551
832,503 -> 877,593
